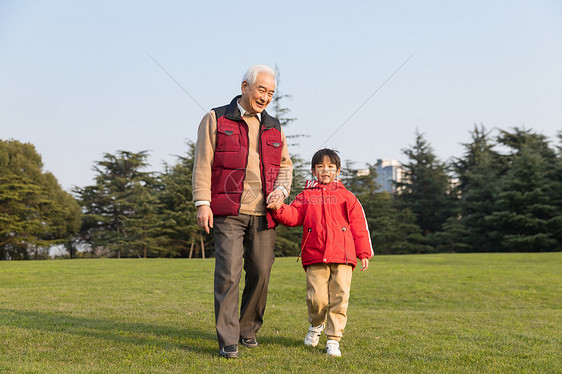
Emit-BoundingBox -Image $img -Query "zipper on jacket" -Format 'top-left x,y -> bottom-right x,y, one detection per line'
259,126 -> 266,199
238,120 -> 251,207
298,228 -> 312,262
342,227 -> 348,265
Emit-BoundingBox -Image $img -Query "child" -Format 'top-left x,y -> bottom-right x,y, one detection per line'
267,148 -> 373,357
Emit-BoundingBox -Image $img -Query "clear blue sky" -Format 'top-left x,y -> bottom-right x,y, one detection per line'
1,0 -> 561,190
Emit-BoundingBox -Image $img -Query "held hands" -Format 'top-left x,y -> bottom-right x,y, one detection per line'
266,189 -> 285,210
197,205 -> 213,234
198,190 -> 282,233
360,258 -> 369,271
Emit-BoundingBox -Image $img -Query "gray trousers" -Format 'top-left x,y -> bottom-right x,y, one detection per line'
213,214 -> 276,349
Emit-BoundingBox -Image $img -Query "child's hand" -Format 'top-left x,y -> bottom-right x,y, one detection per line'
266,190 -> 284,210
360,258 -> 369,271
267,202 -> 279,211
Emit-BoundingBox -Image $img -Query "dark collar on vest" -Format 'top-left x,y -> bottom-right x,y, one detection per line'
225,95 -> 278,129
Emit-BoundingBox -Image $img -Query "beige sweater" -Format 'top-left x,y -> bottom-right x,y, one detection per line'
192,110 -> 293,215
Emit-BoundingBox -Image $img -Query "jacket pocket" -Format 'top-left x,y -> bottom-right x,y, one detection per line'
342,226 -> 353,265
216,125 -> 241,152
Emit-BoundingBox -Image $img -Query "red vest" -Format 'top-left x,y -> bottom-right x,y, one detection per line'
210,96 -> 284,228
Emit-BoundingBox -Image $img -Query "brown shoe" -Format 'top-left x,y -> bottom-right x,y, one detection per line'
239,337 -> 259,348
219,344 -> 239,358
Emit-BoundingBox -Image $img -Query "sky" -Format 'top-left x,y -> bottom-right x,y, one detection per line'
1,0 -> 561,191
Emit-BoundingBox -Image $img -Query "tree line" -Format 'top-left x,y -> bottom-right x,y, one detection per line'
392,126 -> 561,254
1,124 -> 560,260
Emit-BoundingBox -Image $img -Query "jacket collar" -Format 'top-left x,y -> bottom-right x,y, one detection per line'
225,95 -> 277,128
304,180 -> 345,190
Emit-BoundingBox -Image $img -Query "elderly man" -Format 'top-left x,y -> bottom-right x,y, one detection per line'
192,65 -> 293,358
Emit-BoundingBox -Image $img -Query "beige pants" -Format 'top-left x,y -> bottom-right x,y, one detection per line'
306,263 -> 353,342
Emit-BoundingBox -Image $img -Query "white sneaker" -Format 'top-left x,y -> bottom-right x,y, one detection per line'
304,324 -> 324,347
326,340 -> 341,357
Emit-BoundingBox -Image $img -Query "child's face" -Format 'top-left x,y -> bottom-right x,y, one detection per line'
312,156 -> 340,184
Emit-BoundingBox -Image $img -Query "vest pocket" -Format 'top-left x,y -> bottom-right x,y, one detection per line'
265,139 -> 283,165
216,126 -> 241,152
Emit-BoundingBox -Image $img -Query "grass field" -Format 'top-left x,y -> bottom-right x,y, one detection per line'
0,253 -> 560,373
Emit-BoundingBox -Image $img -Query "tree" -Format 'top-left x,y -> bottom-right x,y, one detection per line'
396,130 -> 453,238
273,152 -> 310,257
430,216 -> 472,253
342,161 -> 432,254
453,125 -> 505,251
74,150 -> 162,258
551,131 -> 562,250
156,142 -> 209,258
270,64 -> 311,256
0,139 -> 81,260
272,65 -> 296,128
485,129 -> 560,251
122,176 -> 163,258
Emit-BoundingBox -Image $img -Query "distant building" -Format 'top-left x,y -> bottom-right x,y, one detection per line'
356,169 -> 370,177
375,159 -> 404,194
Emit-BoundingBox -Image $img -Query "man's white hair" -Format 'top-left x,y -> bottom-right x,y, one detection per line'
242,65 -> 276,87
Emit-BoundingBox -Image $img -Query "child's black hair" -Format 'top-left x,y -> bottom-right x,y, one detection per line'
311,148 -> 341,170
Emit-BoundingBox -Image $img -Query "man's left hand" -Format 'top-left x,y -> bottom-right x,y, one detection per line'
266,189 -> 285,210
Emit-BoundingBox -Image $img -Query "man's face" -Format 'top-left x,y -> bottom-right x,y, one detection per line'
240,72 -> 275,114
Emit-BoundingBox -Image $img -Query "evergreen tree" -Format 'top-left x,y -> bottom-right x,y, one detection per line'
274,153 -> 307,257
370,193 -> 433,254
430,216 -> 472,253
485,129 -> 559,251
272,65 -> 296,129
453,125 -> 505,251
156,142 -> 208,258
396,131 -> 453,239
269,65 -> 310,256
74,150 -> 161,258
342,161 -> 431,254
497,127 -> 557,163
551,132 -> 562,250
122,175 -> 163,258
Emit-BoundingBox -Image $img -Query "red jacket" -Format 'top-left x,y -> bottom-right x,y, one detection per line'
272,180 -> 373,269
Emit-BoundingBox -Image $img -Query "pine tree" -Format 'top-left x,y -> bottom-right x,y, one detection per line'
370,194 -> 433,254
269,65 -> 310,256
485,128 -> 559,251
430,216 -> 472,253
74,150 -> 161,258
342,162 -> 432,254
274,154 -> 310,257
122,175 -> 163,258
396,130 -> 453,239
156,142 -> 208,258
453,125 -> 505,251
551,132 -> 562,250
272,65 -> 296,129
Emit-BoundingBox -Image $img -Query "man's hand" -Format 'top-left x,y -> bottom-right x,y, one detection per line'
266,189 -> 284,210
197,205 -> 213,234
360,258 -> 369,271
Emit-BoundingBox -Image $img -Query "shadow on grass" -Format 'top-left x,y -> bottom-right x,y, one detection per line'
0,308 -> 217,356
259,335 -> 303,348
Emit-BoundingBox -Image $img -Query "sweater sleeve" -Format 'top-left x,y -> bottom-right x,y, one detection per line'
192,111 -> 217,203
272,193 -> 307,227
348,196 -> 374,259
273,128 -> 293,195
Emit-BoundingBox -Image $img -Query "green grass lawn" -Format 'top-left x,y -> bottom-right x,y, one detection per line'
0,253 -> 560,373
